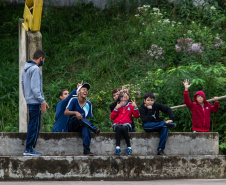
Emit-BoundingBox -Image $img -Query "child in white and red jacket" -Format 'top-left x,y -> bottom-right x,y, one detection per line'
183,79 -> 219,132
110,92 -> 139,155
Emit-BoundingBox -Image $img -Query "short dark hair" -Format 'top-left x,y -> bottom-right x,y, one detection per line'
112,88 -> 120,97
144,92 -> 155,100
59,89 -> 68,98
33,50 -> 46,60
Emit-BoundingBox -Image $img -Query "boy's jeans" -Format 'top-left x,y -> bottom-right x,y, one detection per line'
67,116 -> 98,150
143,121 -> 168,150
26,104 -> 41,151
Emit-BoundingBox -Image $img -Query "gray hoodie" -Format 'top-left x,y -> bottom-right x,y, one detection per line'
21,60 -> 45,105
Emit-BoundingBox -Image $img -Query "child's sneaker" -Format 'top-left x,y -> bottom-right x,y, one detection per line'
23,150 -> 42,156
114,148 -> 121,155
126,148 -> 132,155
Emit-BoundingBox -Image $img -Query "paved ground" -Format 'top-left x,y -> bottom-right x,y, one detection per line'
0,179 -> 226,185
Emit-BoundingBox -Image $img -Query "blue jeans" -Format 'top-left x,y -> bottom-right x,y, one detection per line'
68,116 -> 98,150
26,104 -> 41,151
143,121 -> 168,150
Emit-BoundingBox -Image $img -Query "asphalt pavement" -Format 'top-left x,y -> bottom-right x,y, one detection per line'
0,179 -> 226,185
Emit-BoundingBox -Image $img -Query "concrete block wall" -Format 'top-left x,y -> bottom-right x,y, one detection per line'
0,132 -> 219,156
0,155 -> 225,180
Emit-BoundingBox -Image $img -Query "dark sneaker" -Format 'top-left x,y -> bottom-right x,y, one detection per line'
126,148 -> 132,156
157,149 -> 166,155
23,150 -> 42,156
94,128 -> 100,135
114,148 -> 121,155
167,122 -> 177,129
83,148 -> 94,156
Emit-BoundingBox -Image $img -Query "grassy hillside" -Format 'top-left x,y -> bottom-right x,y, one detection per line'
0,1 -> 225,152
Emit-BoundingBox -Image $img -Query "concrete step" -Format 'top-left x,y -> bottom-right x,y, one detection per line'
0,155 -> 225,180
0,132 -> 219,156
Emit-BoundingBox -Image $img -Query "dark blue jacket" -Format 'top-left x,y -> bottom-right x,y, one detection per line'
52,89 -> 77,132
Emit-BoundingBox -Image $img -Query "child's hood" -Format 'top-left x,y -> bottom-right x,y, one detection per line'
193,91 -> 208,104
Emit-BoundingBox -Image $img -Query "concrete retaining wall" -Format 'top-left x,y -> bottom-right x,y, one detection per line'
0,132 -> 219,156
0,155 -> 225,180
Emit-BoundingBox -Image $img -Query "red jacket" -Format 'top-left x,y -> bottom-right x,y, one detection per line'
110,103 -> 139,125
184,90 -> 219,131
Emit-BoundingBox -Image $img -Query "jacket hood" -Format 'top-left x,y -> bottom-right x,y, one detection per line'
24,60 -> 37,72
193,91 -> 208,104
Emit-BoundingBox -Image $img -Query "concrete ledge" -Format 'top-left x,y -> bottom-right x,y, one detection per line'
0,155 -> 225,180
0,132 -> 219,156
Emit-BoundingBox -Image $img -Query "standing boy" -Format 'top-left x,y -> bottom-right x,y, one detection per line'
139,92 -> 176,155
52,81 -> 83,132
21,50 -> 49,156
64,83 -> 100,156
183,79 -> 219,132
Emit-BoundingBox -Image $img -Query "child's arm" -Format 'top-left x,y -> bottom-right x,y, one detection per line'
131,100 -> 139,119
183,79 -> 194,109
211,97 -> 219,112
157,103 -> 175,122
110,103 -> 121,120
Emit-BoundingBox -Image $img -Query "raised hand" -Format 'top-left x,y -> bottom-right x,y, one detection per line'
183,79 -> 192,90
131,100 -> 137,108
77,80 -> 83,89
115,102 -> 122,110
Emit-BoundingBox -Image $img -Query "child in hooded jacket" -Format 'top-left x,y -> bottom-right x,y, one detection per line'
183,79 -> 219,132
110,92 -> 139,155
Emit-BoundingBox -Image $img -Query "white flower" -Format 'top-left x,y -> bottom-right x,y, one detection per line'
158,20 -> 162,23
143,5 -> 150,8
142,23 -> 145,25
178,22 -> 182,25
135,14 -> 140,17
153,8 -> 160,12
192,21 -> 195,24
172,24 -> 174,27
187,30 -> 192,34
210,6 -> 216,10
163,19 -> 170,23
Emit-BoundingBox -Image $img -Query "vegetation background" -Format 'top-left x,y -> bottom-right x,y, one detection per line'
0,0 -> 225,153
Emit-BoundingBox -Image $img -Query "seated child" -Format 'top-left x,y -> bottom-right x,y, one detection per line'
139,92 -> 176,155
183,79 -> 219,132
110,87 -> 136,132
110,92 -> 139,155
64,83 -> 100,156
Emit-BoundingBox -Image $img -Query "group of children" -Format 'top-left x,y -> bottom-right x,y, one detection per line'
22,50 -> 219,157
52,79 -> 219,156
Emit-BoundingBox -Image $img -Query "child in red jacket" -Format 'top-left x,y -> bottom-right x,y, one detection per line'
110,92 -> 139,155
183,79 -> 219,132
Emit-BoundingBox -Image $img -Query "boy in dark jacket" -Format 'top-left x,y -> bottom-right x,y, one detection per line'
183,79 -> 219,132
140,92 -> 176,155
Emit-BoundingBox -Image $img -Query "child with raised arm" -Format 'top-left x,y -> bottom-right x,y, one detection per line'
183,79 -> 219,132
110,92 -> 139,155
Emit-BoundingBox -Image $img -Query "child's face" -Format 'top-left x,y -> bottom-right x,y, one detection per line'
144,97 -> 155,106
196,95 -> 204,104
112,91 -> 120,101
60,90 -> 69,100
120,94 -> 129,104
78,87 -> 88,98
